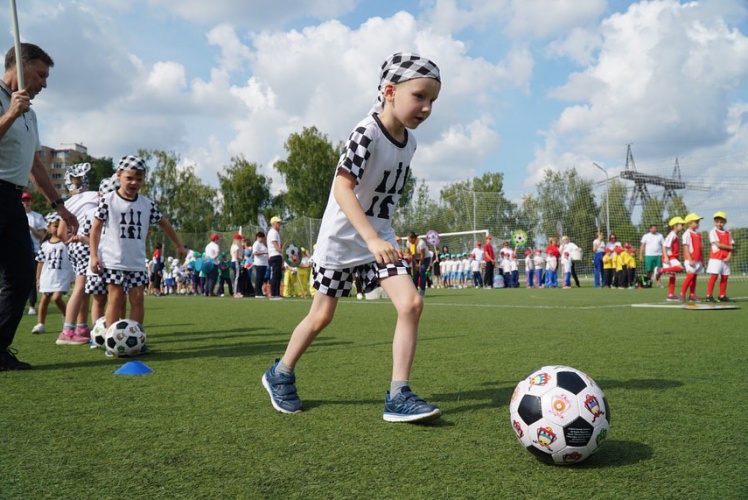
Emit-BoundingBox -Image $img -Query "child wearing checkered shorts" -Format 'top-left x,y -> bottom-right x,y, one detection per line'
89,156 -> 187,344
262,52 -> 443,423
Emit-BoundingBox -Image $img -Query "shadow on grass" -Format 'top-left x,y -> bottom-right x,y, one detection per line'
435,377 -> 683,415
577,440 -> 653,467
32,337 -> 352,371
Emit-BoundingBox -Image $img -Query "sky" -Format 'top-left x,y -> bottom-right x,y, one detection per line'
5,0 -> 748,223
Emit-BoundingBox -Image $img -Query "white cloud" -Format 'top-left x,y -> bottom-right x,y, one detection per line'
147,0 -> 356,27
424,0 -> 607,38
529,0 -> 748,191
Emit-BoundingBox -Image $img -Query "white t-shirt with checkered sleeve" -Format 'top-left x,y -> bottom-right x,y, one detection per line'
313,114 -> 417,269
94,191 -> 162,271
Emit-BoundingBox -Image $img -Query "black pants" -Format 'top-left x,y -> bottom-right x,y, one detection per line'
269,255 -> 283,297
570,261 -> 580,287
254,265 -> 267,296
0,186 -> 35,348
484,262 -> 494,288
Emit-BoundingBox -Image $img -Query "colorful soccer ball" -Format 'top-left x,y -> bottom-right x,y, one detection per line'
509,365 -> 610,465
105,319 -> 147,357
91,316 -> 107,349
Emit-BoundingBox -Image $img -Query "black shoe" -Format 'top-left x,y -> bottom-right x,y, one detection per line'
704,296 -> 716,303
718,296 -> 734,302
0,347 -> 32,371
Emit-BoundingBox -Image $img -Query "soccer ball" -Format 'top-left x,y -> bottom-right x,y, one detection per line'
91,316 -> 107,349
509,365 -> 610,465
105,319 -> 147,357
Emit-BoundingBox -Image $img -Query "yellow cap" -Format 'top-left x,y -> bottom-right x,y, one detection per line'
270,216 -> 282,224
713,211 -> 727,220
668,216 -> 685,227
683,213 -> 703,223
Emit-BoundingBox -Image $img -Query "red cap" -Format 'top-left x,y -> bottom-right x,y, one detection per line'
564,251 -> 569,256
615,247 -> 623,253
524,250 -> 531,256
21,192 -> 32,200
211,234 -> 220,241
233,233 -> 242,240
476,241 -> 482,246
486,235 -> 492,240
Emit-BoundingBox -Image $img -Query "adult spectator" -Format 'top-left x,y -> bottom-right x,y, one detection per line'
639,224 -> 665,285
407,231 -> 429,297
1,43 -> 77,371
592,231 -> 605,288
559,235 -> 581,287
23,191 -> 45,314
483,235 -> 495,288
605,233 -> 622,252
267,217 -> 283,300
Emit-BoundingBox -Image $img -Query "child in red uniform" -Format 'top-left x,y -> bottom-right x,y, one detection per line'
656,216 -> 685,301
705,211 -> 735,303
680,213 -> 704,302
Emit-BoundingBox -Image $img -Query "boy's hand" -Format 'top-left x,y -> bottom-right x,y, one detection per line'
367,237 -> 402,264
90,256 -> 103,275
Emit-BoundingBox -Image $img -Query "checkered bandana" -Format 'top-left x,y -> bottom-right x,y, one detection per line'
370,52 -> 441,115
99,175 -> 119,195
65,162 -> 91,192
117,155 -> 147,172
45,212 -> 61,224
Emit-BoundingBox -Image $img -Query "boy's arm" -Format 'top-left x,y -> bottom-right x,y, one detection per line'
334,171 -> 401,264
89,218 -> 103,274
157,217 -> 188,261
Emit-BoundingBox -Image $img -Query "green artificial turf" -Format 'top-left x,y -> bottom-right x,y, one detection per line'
2,281 -> 747,499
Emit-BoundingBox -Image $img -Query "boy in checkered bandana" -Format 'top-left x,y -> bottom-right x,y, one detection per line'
89,155 -> 187,350
263,52 -> 442,423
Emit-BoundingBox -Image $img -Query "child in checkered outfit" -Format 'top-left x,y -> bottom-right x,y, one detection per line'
263,52 -> 443,423
89,156 -> 187,344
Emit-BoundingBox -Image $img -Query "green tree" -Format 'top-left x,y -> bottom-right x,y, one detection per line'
274,127 -> 339,218
395,178 -> 440,234
138,150 -> 218,232
665,195 -> 688,220
217,155 -> 272,228
640,198 -> 665,233
82,155 -> 115,192
439,172 -> 516,237
533,168 -> 597,246
601,178 -> 637,245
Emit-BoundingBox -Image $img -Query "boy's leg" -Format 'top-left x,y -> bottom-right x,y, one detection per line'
379,274 -> 440,423
719,274 -> 729,299
106,284 -> 127,328
52,292 -> 67,315
281,292 -> 338,367
262,291 -> 338,414
128,286 -> 146,325
706,274 -> 718,298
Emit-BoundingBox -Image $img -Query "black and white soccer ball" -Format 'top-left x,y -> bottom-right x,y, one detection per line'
105,319 -> 147,357
509,365 -> 610,465
91,316 -> 107,349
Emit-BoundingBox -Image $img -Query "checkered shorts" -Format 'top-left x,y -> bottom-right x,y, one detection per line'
68,242 -> 90,276
100,269 -> 149,294
312,259 -> 410,298
84,273 -> 108,295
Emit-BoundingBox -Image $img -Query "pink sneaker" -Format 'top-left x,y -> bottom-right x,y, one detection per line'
56,328 -> 90,345
55,328 -> 76,345
75,326 -> 91,339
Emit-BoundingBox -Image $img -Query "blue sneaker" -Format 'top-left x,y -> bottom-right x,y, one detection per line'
383,386 -> 441,423
262,359 -> 302,414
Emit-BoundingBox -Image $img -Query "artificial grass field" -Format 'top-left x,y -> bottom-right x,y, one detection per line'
2,280 -> 747,499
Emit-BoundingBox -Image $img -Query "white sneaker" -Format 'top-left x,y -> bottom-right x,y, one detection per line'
28,307 -> 37,315
31,323 -> 45,334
